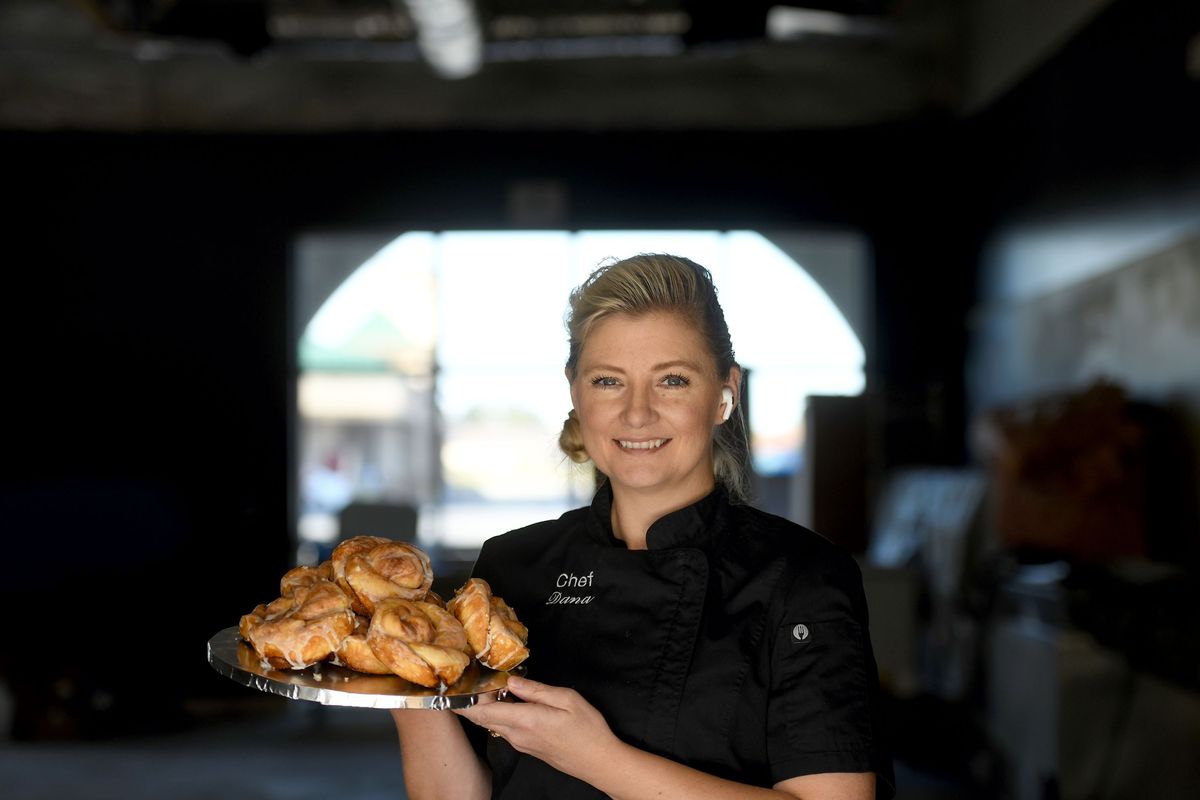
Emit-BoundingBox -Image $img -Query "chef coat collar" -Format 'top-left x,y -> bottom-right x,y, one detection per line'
585,481 -> 729,553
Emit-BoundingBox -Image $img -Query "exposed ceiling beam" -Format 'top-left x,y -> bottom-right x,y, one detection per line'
963,0 -> 1114,111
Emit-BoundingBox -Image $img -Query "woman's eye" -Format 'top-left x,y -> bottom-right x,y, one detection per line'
591,376 -> 620,387
662,374 -> 690,387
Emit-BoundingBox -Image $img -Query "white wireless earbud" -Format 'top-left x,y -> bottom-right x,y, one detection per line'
721,387 -> 734,422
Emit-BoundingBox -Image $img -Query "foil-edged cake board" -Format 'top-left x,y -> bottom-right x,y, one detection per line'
207,626 -> 513,709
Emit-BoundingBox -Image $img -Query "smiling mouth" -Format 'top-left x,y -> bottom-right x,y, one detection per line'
617,438 -> 669,450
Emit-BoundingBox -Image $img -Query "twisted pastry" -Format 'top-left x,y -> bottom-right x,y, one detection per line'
448,578 -> 529,672
329,536 -> 391,614
344,541 -> 434,615
243,579 -> 356,669
366,599 -> 471,687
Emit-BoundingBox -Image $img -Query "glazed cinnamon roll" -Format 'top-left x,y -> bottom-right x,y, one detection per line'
329,536 -> 392,615
343,541 -> 434,615
239,562 -> 334,641
243,579 -> 356,670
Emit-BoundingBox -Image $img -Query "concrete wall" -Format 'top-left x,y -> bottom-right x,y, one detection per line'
970,216 -> 1200,414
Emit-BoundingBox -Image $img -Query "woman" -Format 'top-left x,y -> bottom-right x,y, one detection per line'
392,254 -> 894,799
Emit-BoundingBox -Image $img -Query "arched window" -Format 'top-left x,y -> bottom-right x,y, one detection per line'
294,230 -> 865,561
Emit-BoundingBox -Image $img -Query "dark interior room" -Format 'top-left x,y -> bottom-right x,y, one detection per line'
2,1 -> 1199,798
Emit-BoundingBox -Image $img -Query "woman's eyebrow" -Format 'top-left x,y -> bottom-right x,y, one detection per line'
652,360 -> 703,372
580,360 -> 703,373
581,363 -> 626,374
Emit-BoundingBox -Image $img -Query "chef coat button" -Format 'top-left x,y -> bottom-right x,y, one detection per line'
791,623 -> 810,642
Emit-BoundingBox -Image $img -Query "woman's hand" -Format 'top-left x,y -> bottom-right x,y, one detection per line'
455,675 -> 621,778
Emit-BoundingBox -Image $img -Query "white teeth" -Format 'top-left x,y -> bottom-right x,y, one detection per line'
618,439 -> 666,450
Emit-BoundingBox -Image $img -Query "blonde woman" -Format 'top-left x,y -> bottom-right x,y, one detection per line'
393,254 -> 893,800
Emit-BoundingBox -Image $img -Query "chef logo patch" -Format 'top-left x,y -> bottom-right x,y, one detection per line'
791,623 -> 811,644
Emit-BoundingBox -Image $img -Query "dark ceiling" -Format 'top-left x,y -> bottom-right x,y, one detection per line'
0,0 -> 1115,131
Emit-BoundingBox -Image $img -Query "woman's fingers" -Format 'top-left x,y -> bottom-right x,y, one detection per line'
454,676 -> 576,730
501,675 -> 575,708
455,678 -> 618,779
455,692 -> 554,733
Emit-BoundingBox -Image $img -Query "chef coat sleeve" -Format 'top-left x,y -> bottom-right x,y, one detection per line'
766,548 -> 894,797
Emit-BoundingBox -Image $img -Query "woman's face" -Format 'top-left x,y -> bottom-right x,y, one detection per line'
569,311 -> 737,506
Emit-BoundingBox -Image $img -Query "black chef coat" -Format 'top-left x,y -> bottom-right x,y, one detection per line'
464,484 -> 895,799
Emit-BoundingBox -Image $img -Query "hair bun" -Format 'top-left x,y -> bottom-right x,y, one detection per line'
558,408 -> 590,463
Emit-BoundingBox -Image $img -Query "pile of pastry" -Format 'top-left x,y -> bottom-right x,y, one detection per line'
239,536 -> 528,688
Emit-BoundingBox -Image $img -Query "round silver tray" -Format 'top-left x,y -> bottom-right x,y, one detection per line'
207,626 -> 514,709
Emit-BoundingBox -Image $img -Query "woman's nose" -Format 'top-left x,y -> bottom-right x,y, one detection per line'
621,385 -> 657,427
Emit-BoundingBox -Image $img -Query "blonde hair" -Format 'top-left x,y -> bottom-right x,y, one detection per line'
559,254 -> 753,504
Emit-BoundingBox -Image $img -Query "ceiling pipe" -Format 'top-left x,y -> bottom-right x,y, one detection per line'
396,0 -> 483,79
